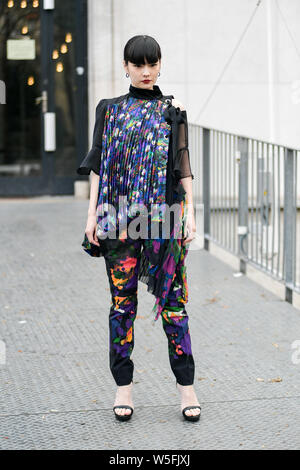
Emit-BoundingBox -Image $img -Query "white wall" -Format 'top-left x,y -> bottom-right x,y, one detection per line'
88,0 -> 300,150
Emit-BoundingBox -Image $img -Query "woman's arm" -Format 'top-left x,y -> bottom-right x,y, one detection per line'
172,98 -> 196,246
180,175 -> 194,208
181,176 -> 196,246
78,100 -> 108,246
85,170 -> 100,246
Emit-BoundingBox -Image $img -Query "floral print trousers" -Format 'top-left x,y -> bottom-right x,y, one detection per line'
101,235 -> 195,386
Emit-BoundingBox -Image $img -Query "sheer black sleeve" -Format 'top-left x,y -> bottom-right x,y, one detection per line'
76,99 -> 107,175
175,110 -> 194,180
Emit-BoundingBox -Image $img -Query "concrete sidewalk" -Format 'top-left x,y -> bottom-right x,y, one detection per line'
0,196 -> 299,450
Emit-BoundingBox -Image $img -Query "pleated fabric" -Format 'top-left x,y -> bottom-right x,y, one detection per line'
96,96 -> 171,237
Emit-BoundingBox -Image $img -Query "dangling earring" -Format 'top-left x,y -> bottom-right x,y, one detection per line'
158,72 -> 160,77
125,72 -> 129,78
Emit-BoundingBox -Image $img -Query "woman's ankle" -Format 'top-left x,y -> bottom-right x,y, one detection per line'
116,380 -> 133,387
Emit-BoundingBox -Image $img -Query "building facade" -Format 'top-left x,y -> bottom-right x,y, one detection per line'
1,0 -> 299,196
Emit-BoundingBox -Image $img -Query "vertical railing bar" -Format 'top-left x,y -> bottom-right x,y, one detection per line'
271,144 -> 275,275
276,146 -> 281,277
258,141 -> 261,265
225,133 -> 228,249
210,130 -> 213,240
219,131 -> 221,245
238,135 -> 248,271
220,132 -> 223,246
199,126 -> 202,204
217,131 -> 220,243
214,130 -> 216,242
193,128 -> 196,210
212,130 -> 215,241
296,151 -> 299,288
260,142 -> 264,268
223,132 -> 226,247
223,132 -> 226,248
250,140 -> 253,261
228,134 -> 230,250
266,142 -> 270,272
225,132 -> 227,249
293,150 -> 297,289
215,131 -> 219,244
255,142 -> 260,264
233,135 -> 236,253
202,127 -> 210,250
198,126 -> 201,203
253,140 -> 256,263
196,127 -> 199,222
250,139 -> 254,260
277,146 -> 284,278
201,127 -> 204,203
253,139 -> 256,262
283,146 -> 294,302
229,134 -> 233,251
236,135 -> 238,254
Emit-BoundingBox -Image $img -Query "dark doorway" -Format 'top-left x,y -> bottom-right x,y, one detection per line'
0,0 -> 88,196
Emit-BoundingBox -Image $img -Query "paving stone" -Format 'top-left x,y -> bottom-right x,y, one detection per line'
0,197 -> 299,450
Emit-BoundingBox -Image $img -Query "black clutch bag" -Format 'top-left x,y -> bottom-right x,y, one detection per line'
81,233 -> 102,257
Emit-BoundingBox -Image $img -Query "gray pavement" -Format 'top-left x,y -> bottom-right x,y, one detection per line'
0,196 -> 300,450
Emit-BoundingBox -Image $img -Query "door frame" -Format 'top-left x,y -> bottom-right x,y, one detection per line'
0,0 -> 88,197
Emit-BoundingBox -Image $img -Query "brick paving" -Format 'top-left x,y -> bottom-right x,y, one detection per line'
0,196 -> 299,450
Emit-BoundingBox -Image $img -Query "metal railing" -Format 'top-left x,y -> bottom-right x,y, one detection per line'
188,123 -> 300,302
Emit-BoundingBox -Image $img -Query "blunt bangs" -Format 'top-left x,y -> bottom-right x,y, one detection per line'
124,35 -> 161,65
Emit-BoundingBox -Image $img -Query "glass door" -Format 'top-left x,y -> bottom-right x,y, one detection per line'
53,2 -> 76,177
52,0 -> 88,189
0,0 -> 42,192
0,0 -> 87,196
45,0 -> 88,194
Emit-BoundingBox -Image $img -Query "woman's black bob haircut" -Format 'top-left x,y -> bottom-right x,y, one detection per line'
124,35 -> 161,65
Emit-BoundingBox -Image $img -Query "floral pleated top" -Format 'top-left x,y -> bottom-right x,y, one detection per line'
77,84 -> 194,323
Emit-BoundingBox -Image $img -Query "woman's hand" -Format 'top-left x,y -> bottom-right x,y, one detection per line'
85,214 -> 100,246
183,207 -> 196,247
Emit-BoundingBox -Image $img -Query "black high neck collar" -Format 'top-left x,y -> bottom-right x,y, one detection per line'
129,83 -> 163,100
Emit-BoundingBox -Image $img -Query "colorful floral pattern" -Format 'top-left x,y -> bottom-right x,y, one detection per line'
82,95 -> 192,327
96,96 -> 171,235
148,186 -> 190,322
103,236 -> 195,386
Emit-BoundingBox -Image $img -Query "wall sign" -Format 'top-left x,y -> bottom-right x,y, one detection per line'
6,39 -> 36,60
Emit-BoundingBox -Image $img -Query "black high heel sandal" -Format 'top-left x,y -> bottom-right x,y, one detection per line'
113,405 -> 134,421
181,405 -> 201,422
113,381 -> 134,421
176,381 -> 201,422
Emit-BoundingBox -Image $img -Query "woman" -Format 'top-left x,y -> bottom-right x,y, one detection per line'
77,35 -> 201,422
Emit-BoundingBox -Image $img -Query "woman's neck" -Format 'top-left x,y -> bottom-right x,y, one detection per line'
128,83 -> 163,100
132,82 -> 154,90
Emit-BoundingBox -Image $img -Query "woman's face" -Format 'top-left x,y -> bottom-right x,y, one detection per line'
123,59 -> 161,89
